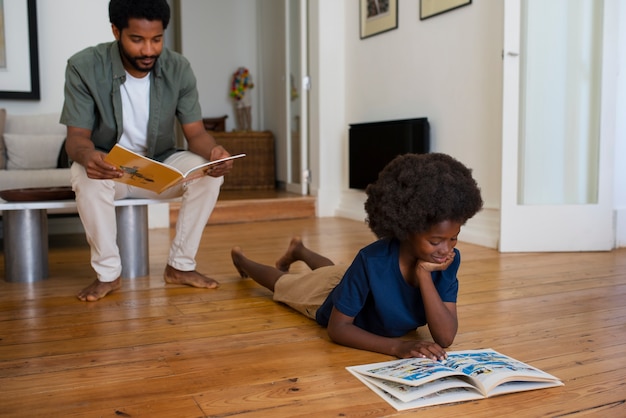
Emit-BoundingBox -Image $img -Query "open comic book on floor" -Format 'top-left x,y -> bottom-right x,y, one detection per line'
346,348 -> 563,411
104,144 -> 245,193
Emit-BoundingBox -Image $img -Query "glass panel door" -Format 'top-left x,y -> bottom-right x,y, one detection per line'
518,0 -> 602,205
500,0 -> 615,251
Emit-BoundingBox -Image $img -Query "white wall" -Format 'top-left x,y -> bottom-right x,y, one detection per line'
325,0 -> 625,249
615,1 -> 626,247
258,0 -> 288,183
178,0 -> 260,133
0,0 -> 111,114
179,0 -> 293,184
308,1 -> 347,218
322,0 -> 503,247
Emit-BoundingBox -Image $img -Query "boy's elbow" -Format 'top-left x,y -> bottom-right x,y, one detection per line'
430,321 -> 457,348
327,321 -> 353,347
438,339 -> 453,349
434,333 -> 455,348
326,325 -> 341,344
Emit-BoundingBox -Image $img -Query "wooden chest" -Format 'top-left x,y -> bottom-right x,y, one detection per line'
210,131 -> 276,190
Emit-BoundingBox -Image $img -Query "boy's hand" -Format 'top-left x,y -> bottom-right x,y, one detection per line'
394,340 -> 447,360
418,251 -> 455,272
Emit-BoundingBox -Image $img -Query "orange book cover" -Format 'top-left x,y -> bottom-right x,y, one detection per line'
104,144 -> 245,194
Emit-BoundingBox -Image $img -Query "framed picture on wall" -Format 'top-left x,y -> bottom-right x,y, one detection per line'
360,0 -> 398,39
0,0 -> 40,100
420,0 -> 471,20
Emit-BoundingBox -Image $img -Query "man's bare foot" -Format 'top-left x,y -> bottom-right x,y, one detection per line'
163,265 -> 219,289
275,236 -> 304,272
77,278 -> 121,302
231,246 -> 249,278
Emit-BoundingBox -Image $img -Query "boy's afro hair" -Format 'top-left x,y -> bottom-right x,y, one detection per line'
364,153 -> 483,241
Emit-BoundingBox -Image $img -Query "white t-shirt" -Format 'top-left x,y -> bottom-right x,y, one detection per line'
119,71 -> 150,155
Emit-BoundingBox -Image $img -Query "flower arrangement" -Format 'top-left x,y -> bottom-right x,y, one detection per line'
230,67 -> 254,101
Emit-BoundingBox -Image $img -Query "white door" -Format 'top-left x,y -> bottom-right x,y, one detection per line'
285,0 -> 309,195
500,0 -> 617,252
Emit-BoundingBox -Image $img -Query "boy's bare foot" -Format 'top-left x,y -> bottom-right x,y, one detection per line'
77,278 -> 121,302
231,246 -> 249,278
163,265 -> 219,289
275,236 -> 304,272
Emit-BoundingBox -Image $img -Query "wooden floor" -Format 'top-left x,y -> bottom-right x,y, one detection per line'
1,216 -> 625,417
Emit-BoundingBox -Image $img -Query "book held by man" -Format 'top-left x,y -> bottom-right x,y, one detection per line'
104,144 -> 245,194
347,348 -> 563,411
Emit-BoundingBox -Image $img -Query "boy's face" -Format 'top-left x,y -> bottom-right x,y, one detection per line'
408,220 -> 462,264
112,18 -> 164,78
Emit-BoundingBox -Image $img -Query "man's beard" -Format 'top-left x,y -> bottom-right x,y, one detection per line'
119,44 -> 159,74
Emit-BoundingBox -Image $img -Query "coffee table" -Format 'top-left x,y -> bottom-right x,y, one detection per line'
0,196 -> 172,283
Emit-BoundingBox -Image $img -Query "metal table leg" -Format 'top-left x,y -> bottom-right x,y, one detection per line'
4,208 -> 48,282
116,204 -> 149,279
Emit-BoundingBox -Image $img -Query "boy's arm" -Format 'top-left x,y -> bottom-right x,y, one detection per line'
416,255 -> 459,348
326,307 -> 447,360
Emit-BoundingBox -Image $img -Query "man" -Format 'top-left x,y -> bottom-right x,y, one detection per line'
61,0 -> 233,301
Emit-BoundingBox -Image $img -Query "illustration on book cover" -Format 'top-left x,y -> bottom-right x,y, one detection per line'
119,165 -> 156,186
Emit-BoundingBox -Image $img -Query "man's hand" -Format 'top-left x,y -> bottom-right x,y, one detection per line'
205,145 -> 233,178
182,121 -> 234,178
83,149 -> 122,179
65,126 -> 121,179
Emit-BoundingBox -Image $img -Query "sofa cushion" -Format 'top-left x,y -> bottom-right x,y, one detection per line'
4,133 -> 66,170
0,168 -> 71,191
4,113 -> 65,135
0,108 -> 6,169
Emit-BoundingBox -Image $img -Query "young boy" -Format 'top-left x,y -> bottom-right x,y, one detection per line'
231,153 -> 483,359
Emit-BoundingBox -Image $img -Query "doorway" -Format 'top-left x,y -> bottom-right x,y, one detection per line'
285,0 -> 309,195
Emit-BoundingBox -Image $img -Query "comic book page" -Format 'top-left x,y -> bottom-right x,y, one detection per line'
347,349 -> 563,410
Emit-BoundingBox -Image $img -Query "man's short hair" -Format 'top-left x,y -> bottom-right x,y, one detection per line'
109,0 -> 171,31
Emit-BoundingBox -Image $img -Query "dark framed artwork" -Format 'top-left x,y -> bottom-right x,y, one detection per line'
360,0 -> 398,39
0,0 -> 40,100
420,0 -> 471,20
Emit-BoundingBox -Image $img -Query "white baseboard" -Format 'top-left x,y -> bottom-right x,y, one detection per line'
615,207 -> 626,248
459,208 -> 500,249
334,189 -> 366,222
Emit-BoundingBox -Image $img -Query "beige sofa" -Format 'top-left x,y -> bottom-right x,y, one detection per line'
0,110 -> 172,232
0,110 -> 70,191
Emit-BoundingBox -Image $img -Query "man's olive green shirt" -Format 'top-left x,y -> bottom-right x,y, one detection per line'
60,41 -> 202,162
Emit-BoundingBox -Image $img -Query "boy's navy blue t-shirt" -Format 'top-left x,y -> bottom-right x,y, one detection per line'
315,239 -> 460,337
